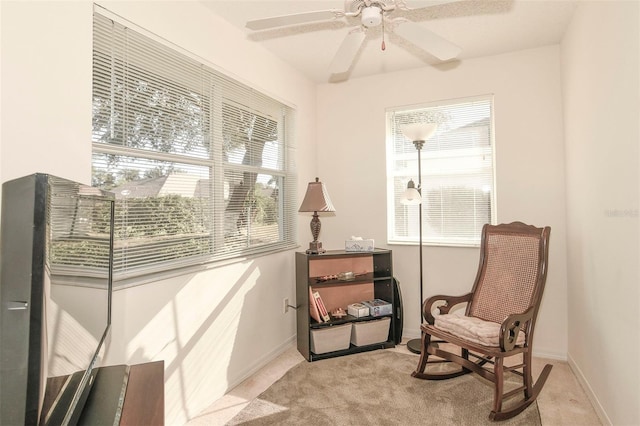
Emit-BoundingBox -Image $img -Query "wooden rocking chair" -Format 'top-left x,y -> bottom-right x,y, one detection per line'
412,221 -> 552,421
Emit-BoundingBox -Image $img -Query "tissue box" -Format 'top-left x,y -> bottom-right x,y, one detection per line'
362,299 -> 392,317
345,239 -> 375,252
347,303 -> 370,318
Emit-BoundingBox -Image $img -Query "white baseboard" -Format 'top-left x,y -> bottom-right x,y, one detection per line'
531,349 -> 566,361
225,335 -> 296,392
567,353 -> 612,426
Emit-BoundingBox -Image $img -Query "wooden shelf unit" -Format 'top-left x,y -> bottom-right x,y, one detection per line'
296,249 -> 395,361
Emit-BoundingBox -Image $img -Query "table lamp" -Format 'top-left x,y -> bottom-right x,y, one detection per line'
298,177 -> 335,254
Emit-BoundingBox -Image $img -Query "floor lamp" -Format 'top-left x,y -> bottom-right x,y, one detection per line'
400,122 -> 437,354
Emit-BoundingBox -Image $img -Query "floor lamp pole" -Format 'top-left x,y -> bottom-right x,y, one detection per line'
407,140 -> 424,354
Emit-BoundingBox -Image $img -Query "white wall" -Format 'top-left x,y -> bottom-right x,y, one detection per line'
316,45 -> 568,359
3,0 -> 637,424
561,2 -> 640,425
0,1 -> 317,424
1,0 -> 93,184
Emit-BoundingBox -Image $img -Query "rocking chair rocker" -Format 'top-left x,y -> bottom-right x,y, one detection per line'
412,221 -> 552,421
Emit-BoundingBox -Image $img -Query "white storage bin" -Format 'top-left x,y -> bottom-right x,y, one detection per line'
310,323 -> 352,354
350,317 -> 390,346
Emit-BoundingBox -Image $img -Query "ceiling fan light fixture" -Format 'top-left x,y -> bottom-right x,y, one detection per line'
245,0 -> 463,82
361,6 -> 382,27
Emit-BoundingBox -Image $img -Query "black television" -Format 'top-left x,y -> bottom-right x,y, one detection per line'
0,173 -> 115,425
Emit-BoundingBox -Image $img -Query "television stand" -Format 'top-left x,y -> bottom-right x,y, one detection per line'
80,361 -> 164,425
43,361 -> 164,425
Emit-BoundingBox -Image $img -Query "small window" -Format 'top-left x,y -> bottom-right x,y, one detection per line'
386,96 -> 495,247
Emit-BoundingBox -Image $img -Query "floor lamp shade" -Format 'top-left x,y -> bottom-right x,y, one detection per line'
299,177 -> 335,254
401,180 -> 422,205
402,122 -> 437,142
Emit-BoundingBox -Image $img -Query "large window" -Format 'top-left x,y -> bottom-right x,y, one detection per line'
92,11 -> 296,279
386,96 -> 495,246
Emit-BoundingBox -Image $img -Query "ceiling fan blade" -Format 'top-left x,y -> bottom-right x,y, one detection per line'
328,29 -> 366,74
394,20 -> 461,61
399,0 -> 461,10
246,10 -> 341,31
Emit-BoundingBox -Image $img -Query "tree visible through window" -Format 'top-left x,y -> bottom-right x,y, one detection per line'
92,11 -> 296,279
386,96 -> 495,246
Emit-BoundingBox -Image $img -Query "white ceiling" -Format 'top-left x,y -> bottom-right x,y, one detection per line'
201,0 -> 578,84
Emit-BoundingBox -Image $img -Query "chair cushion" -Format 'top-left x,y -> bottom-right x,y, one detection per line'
434,312 -> 525,347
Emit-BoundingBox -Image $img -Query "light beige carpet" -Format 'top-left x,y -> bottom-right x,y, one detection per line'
227,349 -> 541,425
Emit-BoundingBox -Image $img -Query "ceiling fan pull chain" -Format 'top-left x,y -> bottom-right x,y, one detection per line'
381,15 -> 386,51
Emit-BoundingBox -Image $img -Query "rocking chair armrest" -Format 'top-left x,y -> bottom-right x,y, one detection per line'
499,307 -> 535,351
423,293 -> 473,325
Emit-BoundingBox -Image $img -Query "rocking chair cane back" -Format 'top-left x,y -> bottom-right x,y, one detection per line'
412,221 -> 552,421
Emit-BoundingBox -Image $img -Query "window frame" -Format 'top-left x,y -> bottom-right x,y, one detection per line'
91,8 -> 297,283
386,95 -> 496,247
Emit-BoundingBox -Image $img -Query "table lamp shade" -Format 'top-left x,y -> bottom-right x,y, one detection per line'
298,178 -> 335,213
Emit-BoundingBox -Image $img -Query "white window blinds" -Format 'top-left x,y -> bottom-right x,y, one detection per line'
92,11 -> 297,279
386,96 -> 495,246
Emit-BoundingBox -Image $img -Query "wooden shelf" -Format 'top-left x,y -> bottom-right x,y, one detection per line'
309,313 -> 393,329
296,249 -> 396,362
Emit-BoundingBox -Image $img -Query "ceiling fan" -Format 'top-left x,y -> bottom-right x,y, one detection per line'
245,0 -> 463,75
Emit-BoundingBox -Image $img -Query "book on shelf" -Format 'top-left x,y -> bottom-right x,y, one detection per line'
309,287 -> 322,323
312,290 -> 331,322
